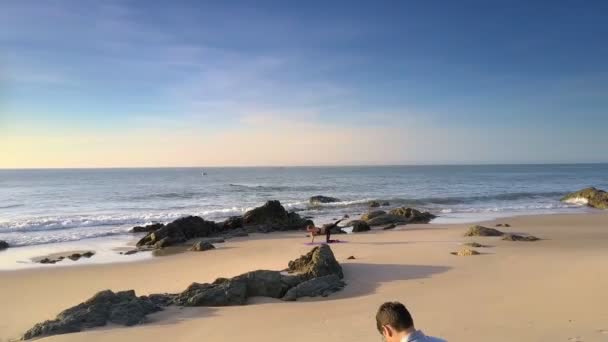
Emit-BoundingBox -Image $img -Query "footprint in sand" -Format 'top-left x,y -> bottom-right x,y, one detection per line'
568,337 -> 583,342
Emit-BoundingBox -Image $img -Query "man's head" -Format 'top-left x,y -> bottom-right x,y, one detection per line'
376,302 -> 414,342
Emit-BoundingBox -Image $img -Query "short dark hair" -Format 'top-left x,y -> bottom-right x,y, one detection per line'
376,302 -> 414,334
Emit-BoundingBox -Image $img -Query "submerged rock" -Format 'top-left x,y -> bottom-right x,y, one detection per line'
452,248 -> 480,256
0,240 -> 9,250
388,207 -> 436,223
309,195 -> 340,205
502,234 -> 540,242
463,225 -> 504,237
561,187 -> 608,209
368,201 -> 381,208
381,201 -> 390,206
190,241 -> 215,251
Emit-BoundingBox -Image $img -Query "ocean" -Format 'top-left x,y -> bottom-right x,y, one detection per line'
1,164 -> 606,248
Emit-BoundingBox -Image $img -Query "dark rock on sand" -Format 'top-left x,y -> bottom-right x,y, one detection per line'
347,256 -> 356,260
0,240 -> 9,250
495,223 -> 511,227
131,223 -> 164,233
39,258 -> 57,264
388,207 -> 436,223
360,210 -> 387,221
242,200 -> 312,230
383,223 -> 397,230
23,245 -> 345,339
451,248 -> 480,256
123,250 -> 138,255
561,187 -> 608,209
136,215 -> 219,248
463,242 -> 487,248
190,241 -> 215,251
68,253 -> 82,261
309,195 -> 340,205
463,225 -> 504,237
368,201 -> 381,208
282,274 -> 345,301
22,290 -> 161,340
82,251 -> 95,258
366,214 -> 409,227
502,234 -> 540,242
348,220 -> 371,233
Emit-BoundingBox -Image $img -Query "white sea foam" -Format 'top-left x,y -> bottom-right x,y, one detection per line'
562,197 -> 589,205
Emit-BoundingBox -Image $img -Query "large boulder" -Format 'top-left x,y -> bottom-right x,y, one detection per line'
22,290 -> 160,340
220,216 -> 243,230
463,225 -> 505,237
388,207 -> 436,223
136,216 -> 219,248
175,279 -> 248,307
0,240 -> 9,250
561,187 -> 608,209
361,210 -> 386,221
366,214 -> 409,227
242,200 -> 311,230
309,195 -> 340,205
287,244 -> 344,279
348,220 -> 371,232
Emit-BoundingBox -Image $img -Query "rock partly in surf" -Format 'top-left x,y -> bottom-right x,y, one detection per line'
309,195 -> 340,205
561,187 -> 608,209
0,240 -> 8,250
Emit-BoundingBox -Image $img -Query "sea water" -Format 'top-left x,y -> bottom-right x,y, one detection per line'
1,164 -> 606,249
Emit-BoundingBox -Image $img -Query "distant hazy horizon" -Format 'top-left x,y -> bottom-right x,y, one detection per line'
1,1 -> 607,168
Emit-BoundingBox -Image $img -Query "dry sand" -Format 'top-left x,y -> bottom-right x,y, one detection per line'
2,212 -> 608,341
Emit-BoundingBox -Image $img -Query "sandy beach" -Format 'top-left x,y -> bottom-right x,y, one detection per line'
2,212 -> 608,342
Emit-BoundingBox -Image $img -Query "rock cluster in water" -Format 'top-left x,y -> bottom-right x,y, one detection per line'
134,201 -> 312,249
22,245 -> 345,340
561,187 -> 608,209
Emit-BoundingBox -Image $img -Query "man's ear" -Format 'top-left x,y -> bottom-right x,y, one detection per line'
382,325 -> 393,337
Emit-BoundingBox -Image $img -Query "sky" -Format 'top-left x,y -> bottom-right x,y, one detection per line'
1,0 -> 607,168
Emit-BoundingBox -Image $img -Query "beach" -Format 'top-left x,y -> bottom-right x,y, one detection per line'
2,212 -> 608,342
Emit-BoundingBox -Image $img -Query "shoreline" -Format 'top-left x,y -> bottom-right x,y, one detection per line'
2,211 -> 608,341
0,207 -> 597,272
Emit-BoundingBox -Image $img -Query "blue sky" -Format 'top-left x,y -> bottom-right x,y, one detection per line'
1,1 -> 607,167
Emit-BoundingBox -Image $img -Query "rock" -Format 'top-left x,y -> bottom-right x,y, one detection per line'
347,256 -> 356,260
287,244 -> 344,279
366,214 -> 409,226
136,216 -> 220,249
21,290 -> 161,340
495,223 -> 511,227
381,201 -> 390,206
348,220 -> 370,233
561,187 -> 608,209
39,258 -> 56,264
463,242 -> 486,248
282,274 -> 345,301
502,234 -> 540,242
452,248 -> 480,256
220,216 -> 243,230
361,210 -> 386,221
200,237 -> 226,244
463,225 -> 504,237
131,223 -> 164,233
0,240 -> 9,250
190,241 -> 215,251
368,201 -> 381,208
123,250 -> 138,255
23,245 -> 345,339
309,195 -> 340,205
82,251 -> 95,258
242,200 -> 312,230
68,253 -> 82,261
388,207 -> 436,223
343,214 -> 350,219
383,223 -> 397,230
225,229 -> 249,238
